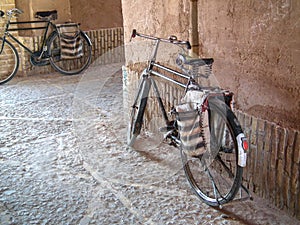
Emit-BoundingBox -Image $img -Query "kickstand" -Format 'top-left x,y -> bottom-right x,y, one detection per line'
237,182 -> 253,202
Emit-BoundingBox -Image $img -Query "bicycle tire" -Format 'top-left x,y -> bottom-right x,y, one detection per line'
0,38 -> 19,85
47,31 -> 92,75
127,78 -> 151,146
181,97 -> 243,206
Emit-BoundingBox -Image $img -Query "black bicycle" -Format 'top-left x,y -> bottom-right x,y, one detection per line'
128,29 -> 250,207
0,8 -> 92,85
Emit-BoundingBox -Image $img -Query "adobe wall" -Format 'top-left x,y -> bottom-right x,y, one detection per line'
13,0 -> 122,35
15,0 -> 71,23
122,0 -> 300,131
70,0 -> 123,30
122,0 -> 190,41
197,0 -> 300,131
15,0 -> 71,36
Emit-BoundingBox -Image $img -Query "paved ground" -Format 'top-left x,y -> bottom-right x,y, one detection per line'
0,63 -> 299,225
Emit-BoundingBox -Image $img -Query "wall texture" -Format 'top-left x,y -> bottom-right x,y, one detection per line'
197,0 -> 300,131
122,0 -> 300,131
15,0 -> 71,36
12,0 -> 122,35
70,0 -> 123,30
122,0 -> 190,42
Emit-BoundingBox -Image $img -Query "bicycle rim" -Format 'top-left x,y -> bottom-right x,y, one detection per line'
48,32 -> 92,75
181,99 -> 243,206
0,38 -> 19,85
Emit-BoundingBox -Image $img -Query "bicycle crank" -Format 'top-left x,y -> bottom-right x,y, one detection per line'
30,51 -> 50,66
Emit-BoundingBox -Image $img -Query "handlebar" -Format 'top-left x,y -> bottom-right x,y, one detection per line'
0,8 -> 23,18
7,8 -> 23,16
131,29 -> 191,50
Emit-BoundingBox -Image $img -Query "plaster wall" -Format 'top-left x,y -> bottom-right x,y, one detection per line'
15,0 -> 71,36
14,0 -> 122,35
197,0 -> 300,130
70,0 -> 123,30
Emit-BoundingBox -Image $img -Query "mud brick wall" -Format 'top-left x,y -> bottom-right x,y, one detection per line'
236,111 -> 300,219
17,27 -> 125,76
88,28 -> 125,66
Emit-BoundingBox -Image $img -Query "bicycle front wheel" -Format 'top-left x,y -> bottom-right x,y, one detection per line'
0,38 -> 19,85
47,31 -> 92,75
181,98 -> 243,206
127,78 -> 151,146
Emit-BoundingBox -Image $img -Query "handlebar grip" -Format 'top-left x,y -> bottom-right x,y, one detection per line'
15,8 -> 23,14
186,41 -> 191,50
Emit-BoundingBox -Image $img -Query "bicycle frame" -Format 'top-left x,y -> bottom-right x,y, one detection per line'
131,30 -> 236,146
1,17 -> 54,56
147,39 -> 191,110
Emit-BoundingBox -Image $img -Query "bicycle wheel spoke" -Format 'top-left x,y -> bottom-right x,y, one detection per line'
202,158 -> 226,204
216,154 -> 235,179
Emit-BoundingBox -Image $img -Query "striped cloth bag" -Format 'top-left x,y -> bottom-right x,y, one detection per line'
176,90 -> 210,157
56,23 -> 83,59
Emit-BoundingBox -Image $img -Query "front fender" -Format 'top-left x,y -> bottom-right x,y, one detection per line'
80,31 -> 92,46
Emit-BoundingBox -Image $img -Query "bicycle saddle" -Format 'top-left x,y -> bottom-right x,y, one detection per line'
177,54 -> 214,66
35,10 -> 57,20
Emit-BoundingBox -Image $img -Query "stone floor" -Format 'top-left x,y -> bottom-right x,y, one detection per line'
0,63 -> 299,225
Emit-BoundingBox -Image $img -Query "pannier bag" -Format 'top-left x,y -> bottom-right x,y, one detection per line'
56,23 -> 83,59
176,89 -> 210,157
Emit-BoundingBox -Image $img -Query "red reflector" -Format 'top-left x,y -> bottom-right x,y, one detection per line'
242,138 -> 249,151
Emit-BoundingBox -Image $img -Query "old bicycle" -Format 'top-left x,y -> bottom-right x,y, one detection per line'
128,29 -> 250,207
0,8 -> 92,85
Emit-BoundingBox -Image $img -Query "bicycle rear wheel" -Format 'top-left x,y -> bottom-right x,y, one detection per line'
47,31 -> 92,75
0,38 -> 19,85
127,78 -> 151,146
181,98 -> 243,206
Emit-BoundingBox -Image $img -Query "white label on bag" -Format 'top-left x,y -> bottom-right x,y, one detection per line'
237,133 -> 247,167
